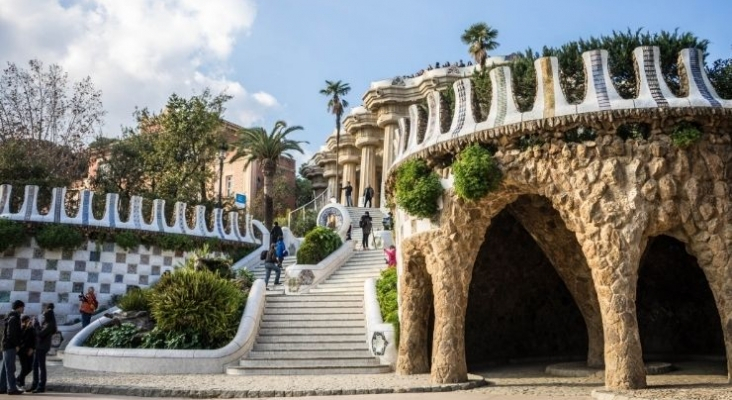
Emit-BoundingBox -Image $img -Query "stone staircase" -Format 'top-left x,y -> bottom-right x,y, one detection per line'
247,255 -> 297,293
345,207 -> 385,249
226,249 -> 389,375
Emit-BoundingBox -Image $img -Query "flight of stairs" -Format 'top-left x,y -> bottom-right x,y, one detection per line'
226,250 -> 389,375
345,207 -> 384,249
248,255 -> 297,293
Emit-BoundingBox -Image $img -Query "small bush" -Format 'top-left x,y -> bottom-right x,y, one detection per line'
150,233 -> 194,252
35,223 -> 85,251
394,159 -> 444,218
453,144 -> 502,201
86,322 -> 141,348
115,230 -> 141,251
147,268 -> 245,348
296,226 -> 342,265
140,326 -> 204,349
291,209 -> 318,237
671,122 -> 702,148
376,268 -> 399,347
117,288 -> 151,313
0,219 -> 27,252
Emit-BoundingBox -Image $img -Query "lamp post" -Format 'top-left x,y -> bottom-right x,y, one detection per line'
217,142 -> 227,209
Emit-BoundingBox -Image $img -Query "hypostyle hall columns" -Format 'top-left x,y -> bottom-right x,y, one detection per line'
377,105 -> 407,207
356,128 -> 381,207
338,134 -> 359,206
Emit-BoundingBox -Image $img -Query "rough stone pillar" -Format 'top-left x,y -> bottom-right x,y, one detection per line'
427,196 -> 498,383
508,196 -> 604,367
396,236 -> 433,374
577,222 -> 647,389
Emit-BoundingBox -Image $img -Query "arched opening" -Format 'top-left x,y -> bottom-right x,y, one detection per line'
637,235 -> 725,361
464,207 -> 587,368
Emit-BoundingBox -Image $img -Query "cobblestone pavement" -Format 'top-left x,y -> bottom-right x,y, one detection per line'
42,360 -> 729,399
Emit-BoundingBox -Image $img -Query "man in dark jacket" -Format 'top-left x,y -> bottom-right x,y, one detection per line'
1,299 -> 25,395
270,222 -> 283,246
363,184 -> 374,208
15,315 -> 35,389
31,303 -> 57,393
341,181 -> 353,207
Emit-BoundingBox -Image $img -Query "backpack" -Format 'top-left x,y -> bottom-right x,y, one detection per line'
260,250 -> 268,260
359,219 -> 365,228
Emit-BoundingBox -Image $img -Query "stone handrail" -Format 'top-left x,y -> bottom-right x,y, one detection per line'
57,307 -> 121,350
232,219 -> 270,271
62,279 -> 266,374
364,277 -> 397,366
284,241 -> 354,294
0,184 -> 260,244
392,47 -> 732,171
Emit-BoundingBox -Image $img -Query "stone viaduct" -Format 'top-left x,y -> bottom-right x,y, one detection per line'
383,47 -> 732,390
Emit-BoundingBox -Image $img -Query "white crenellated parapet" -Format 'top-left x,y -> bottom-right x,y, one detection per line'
390,46 -> 732,171
0,184 -> 260,245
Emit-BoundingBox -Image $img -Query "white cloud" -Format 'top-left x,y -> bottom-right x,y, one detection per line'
0,0 -> 276,135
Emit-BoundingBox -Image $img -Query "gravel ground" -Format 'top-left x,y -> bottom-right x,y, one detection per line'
43,360 -> 729,399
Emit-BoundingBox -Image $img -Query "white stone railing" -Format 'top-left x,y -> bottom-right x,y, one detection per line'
284,242 -> 354,294
0,184 -> 260,244
364,277 -> 397,366
63,279 -> 266,374
392,47 -> 732,170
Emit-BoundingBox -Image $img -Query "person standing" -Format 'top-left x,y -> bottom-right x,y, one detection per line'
341,181 -> 354,207
31,303 -> 56,394
275,237 -> 287,268
384,245 -> 397,268
264,243 -> 281,290
79,286 -> 98,327
15,315 -> 36,390
270,221 -> 283,245
359,212 -> 373,250
363,184 -> 374,208
1,300 -> 25,395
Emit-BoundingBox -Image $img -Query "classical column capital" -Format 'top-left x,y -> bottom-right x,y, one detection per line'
376,104 -> 408,128
355,127 -> 383,149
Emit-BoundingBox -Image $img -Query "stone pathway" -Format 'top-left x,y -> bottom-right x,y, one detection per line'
43,360 -> 729,399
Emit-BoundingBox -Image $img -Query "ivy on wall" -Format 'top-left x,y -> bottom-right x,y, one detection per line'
394,158 -> 444,218
453,144 -> 502,201
671,121 -> 702,148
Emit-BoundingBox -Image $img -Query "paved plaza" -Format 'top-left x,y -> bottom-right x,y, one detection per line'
36,360 -> 729,400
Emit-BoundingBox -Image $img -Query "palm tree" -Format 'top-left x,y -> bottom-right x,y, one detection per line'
461,23 -> 499,69
320,80 -> 350,201
231,120 -> 307,230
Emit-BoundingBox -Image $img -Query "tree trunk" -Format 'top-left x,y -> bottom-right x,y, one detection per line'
263,166 -> 276,230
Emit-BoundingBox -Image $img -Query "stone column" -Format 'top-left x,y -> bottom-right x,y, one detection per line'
356,128 -> 381,207
396,236 -> 433,375
377,105 -> 407,208
319,156 -> 337,201
338,134 -> 359,206
576,222 -> 647,389
508,196 -> 604,367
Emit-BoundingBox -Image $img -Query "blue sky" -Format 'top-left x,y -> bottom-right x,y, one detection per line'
1,0 -> 731,168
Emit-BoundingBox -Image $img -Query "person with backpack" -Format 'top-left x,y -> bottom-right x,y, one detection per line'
359,212 -> 373,250
264,243 -> 282,290
31,302 -> 57,394
363,184 -> 375,208
275,237 -> 287,269
1,299 -> 25,395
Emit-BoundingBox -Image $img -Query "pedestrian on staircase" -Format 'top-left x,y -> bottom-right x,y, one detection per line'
270,222 -> 283,245
275,237 -> 287,268
341,181 -> 353,207
264,243 -> 282,290
359,212 -> 373,250
363,184 -> 374,208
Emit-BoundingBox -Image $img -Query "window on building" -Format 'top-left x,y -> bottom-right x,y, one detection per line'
225,175 -> 233,196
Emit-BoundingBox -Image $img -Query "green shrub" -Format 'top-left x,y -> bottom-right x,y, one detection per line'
394,159 -> 444,218
671,122 -> 702,148
86,322 -> 141,348
453,145 -> 502,201
291,209 -> 318,237
147,268 -> 245,348
35,223 -> 85,251
227,246 -> 256,262
296,226 -> 342,265
0,219 -> 27,252
115,230 -> 141,251
376,268 -> 399,347
149,233 -> 194,252
140,326 -> 204,349
117,288 -> 151,313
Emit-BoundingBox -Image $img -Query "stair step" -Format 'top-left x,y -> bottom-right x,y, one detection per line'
262,313 -> 363,322
226,365 -> 391,375
266,295 -> 361,302
266,301 -> 362,308
309,288 -> 364,294
253,342 -> 367,351
265,307 -> 363,314
256,334 -> 364,343
239,358 -> 381,368
246,350 -> 373,359
261,320 -> 365,328
259,327 -> 365,335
